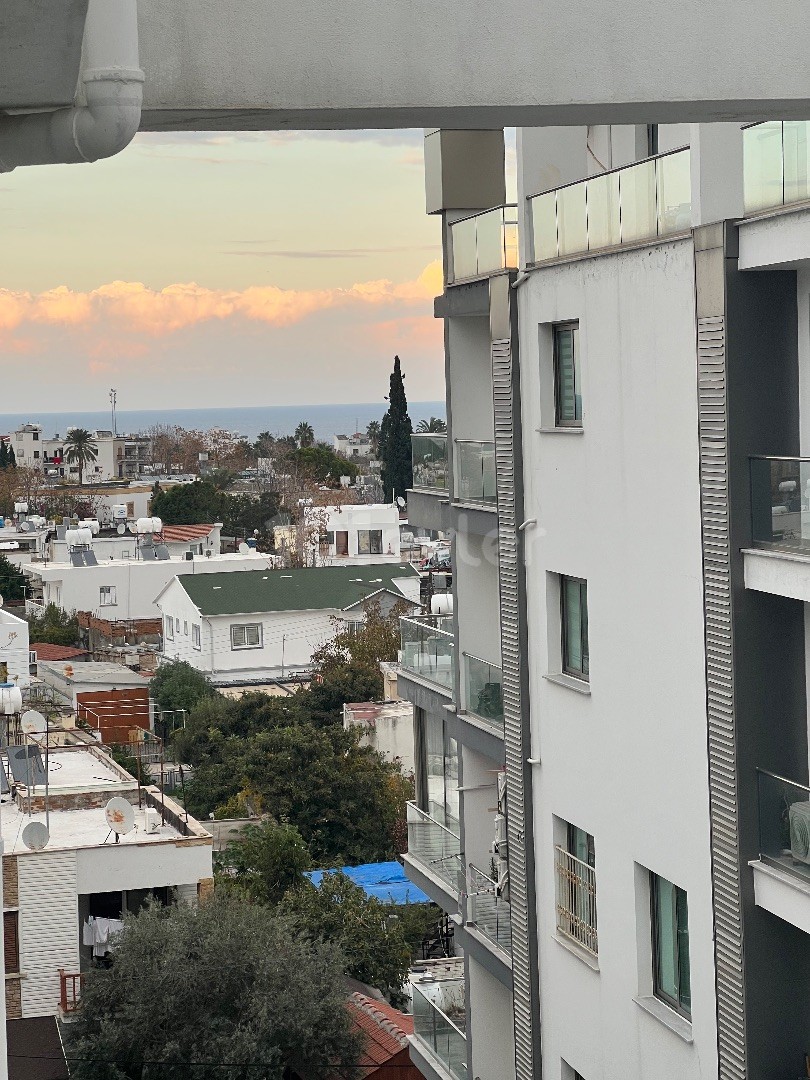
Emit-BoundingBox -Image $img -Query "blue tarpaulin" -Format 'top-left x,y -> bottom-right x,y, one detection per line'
306,861 -> 431,905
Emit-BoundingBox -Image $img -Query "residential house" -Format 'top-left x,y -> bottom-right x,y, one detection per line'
343,700 -> 415,774
0,609 -> 29,689
12,425 -> 152,481
334,433 -> 373,459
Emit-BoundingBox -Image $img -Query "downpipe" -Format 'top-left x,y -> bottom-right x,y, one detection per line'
0,0 -> 143,171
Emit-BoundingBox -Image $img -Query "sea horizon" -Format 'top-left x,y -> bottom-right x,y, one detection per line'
0,401 -> 446,445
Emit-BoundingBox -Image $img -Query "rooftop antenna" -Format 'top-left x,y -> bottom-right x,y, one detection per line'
109,388 -> 117,437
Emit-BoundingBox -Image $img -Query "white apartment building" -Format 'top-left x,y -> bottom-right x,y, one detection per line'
334,433 -> 374,459
12,425 -> 151,481
156,564 -> 421,684
399,122 -> 810,1080
0,743 -> 212,1023
313,503 -> 401,562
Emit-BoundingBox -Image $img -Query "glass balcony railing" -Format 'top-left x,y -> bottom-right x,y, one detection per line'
467,864 -> 511,955
528,148 -> 691,265
757,768 -> 810,887
743,121 -> 810,215
412,434 -> 448,493
400,614 -> 455,691
407,801 -> 463,894
412,981 -> 467,1079
448,205 -> 518,285
454,441 -> 496,506
750,456 -> 810,554
464,653 -> 504,729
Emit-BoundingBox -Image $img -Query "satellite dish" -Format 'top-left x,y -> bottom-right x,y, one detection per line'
396,496 -> 406,508
117,523 -> 126,535
20,710 -> 47,736
19,521 -> 31,533
127,522 -> 138,534
238,542 -> 250,554
22,821 -> 49,851
104,797 -> 135,835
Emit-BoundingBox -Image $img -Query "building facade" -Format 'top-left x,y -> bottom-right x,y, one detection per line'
400,122 -> 810,1080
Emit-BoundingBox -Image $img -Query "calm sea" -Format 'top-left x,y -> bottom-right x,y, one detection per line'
0,402 -> 446,444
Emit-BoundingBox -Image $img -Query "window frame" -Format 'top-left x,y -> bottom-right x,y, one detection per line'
561,575 -> 589,681
99,585 -> 117,607
650,873 -> 691,1018
164,616 -> 174,642
553,321 -> 582,428
230,623 -> 262,650
357,529 -> 384,555
4,910 -> 19,974
192,624 -> 201,651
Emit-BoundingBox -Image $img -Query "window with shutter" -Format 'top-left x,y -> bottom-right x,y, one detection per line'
231,624 -> 261,649
4,911 -> 19,973
554,322 -> 582,426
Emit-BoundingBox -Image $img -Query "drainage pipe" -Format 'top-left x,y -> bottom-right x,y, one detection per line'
0,0 -> 143,171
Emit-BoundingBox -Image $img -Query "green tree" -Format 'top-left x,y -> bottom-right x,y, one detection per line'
294,445 -> 358,484
281,873 -> 411,1003
0,553 -> 27,602
0,443 -> 7,469
6,444 -> 15,468
26,603 -> 79,646
150,480 -> 230,525
65,893 -> 361,1080
379,356 -> 413,501
63,428 -> 98,485
224,491 -> 280,538
217,821 -> 312,904
415,416 -> 447,433
150,660 -> 216,715
366,419 -> 381,456
295,421 -> 315,448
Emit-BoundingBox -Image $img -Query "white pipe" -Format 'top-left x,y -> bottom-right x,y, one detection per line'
0,0 -> 143,172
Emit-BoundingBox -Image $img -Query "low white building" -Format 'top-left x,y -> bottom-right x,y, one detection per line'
0,744 -> 213,1021
314,503 -> 401,563
334,433 -> 373,459
0,608 -> 29,689
156,563 -> 421,684
343,699 -> 415,774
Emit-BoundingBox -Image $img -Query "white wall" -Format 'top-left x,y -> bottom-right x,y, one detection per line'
17,850 -> 79,1017
448,317 -> 494,445
517,237 -> 718,1079
468,958 -> 516,1080
313,503 -> 401,560
0,608 -> 30,688
75,838 -> 212,895
455,529 -> 501,712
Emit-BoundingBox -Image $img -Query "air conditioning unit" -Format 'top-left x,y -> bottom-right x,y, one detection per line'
789,800 -> 810,864
144,807 -> 160,834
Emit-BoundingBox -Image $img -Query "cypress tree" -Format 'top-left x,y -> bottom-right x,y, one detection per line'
0,443 -> 8,469
6,444 -> 15,467
379,355 -> 413,502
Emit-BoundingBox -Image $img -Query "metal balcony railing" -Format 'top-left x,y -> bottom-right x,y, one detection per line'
756,768 -> 810,887
454,441 -> 496,506
528,147 -> 691,264
448,205 -> 518,285
411,433 -> 448,493
411,981 -> 467,1079
464,653 -> 503,729
743,121 -> 810,215
750,455 -> 810,554
59,969 -> 85,1014
407,801 -> 463,894
400,614 -> 454,691
467,864 -> 511,955
554,845 -> 598,956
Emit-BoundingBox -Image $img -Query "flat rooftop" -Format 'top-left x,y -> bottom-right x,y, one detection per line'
37,661 -> 149,687
0,797 -> 186,853
26,551 -> 267,572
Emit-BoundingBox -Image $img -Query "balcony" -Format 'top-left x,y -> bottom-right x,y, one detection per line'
463,653 -> 504,731
751,769 -> 810,935
412,434 -> 448,493
407,801 -> 463,896
554,845 -> 598,958
411,977 -> 467,1080
400,614 -> 455,693
454,441 -> 496,507
743,121 -> 810,215
528,148 -> 691,265
447,205 -> 518,286
467,863 -> 511,956
59,969 -> 85,1015
744,457 -> 810,602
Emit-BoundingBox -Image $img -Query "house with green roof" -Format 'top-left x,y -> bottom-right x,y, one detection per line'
154,564 -> 421,685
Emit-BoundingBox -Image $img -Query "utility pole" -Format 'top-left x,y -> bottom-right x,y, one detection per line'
109,388 -> 117,437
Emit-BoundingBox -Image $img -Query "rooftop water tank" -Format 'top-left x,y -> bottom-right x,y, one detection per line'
0,685 -> 22,716
79,519 -> 100,535
112,504 -> 128,521
136,517 -> 162,534
65,527 -> 93,548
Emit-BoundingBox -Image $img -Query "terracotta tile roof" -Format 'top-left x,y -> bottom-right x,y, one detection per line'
348,992 -> 413,1066
157,524 -> 217,543
29,643 -> 88,662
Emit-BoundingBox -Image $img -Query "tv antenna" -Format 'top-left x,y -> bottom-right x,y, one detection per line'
110,388 -> 118,437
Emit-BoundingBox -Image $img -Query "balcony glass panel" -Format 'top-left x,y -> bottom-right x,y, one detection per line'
585,171 -> 621,251
455,442 -> 496,506
531,191 -> 558,262
450,216 -> 478,282
400,614 -> 454,691
411,981 -> 467,1079
557,182 -> 588,256
743,121 -> 785,213
464,654 -> 504,728
449,207 -> 518,283
750,456 -> 810,553
619,159 -> 657,244
467,864 -> 511,954
656,149 -> 692,236
783,120 -> 810,206
757,769 -> 810,887
475,208 -> 505,274
407,801 -> 463,893
412,434 -> 448,492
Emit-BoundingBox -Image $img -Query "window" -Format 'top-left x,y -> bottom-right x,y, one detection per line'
33,450 -> 39,459
32,431 -> 38,441
183,621 -> 188,636
326,531 -> 335,546
164,616 -> 174,641
554,322 -> 582,426
4,911 -> 19,973
425,713 -> 459,835
99,586 -> 117,607
192,625 -> 201,650
651,874 -> 691,1017
175,618 -> 180,633
358,529 -> 383,555
561,576 -> 589,680
231,623 -> 262,649
335,531 -> 349,556
555,822 -> 598,955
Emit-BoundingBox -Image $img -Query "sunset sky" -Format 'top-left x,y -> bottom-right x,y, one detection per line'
0,130 -> 452,412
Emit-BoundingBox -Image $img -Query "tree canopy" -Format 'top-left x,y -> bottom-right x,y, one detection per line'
149,660 -> 216,715
216,820 -> 312,905
379,356 -> 413,501
415,416 -> 447,433
26,603 -> 79,647
0,554 -> 27,602
65,893 -> 361,1080
149,480 -> 230,526
64,429 -> 99,485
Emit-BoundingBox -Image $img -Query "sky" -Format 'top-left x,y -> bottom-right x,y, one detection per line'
0,130 -> 452,412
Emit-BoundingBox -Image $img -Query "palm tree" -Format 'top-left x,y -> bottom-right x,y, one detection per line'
416,417 -> 447,433
294,421 -> 315,448
366,420 -> 381,456
63,428 -> 98,485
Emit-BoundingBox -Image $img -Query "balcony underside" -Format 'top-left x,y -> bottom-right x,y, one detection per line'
743,547 -> 810,602
402,852 -> 459,913
408,489 -> 451,533
739,202 -> 810,271
750,858 -> 810,935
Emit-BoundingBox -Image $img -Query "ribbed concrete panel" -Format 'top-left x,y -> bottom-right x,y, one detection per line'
18,851 -> 79,1017
697,315 -> 747,1080
492,338 -> 540,1080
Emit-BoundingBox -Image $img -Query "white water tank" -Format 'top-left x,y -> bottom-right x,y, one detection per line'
13,503 -> 27,515
0,686 -> 22,715
65,527 -> 93,548
26,515 -> 46,528
79,519 -> 100,535
136,517 -> 162,534
112,504 -> 128,521
431,593 -> 454,615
